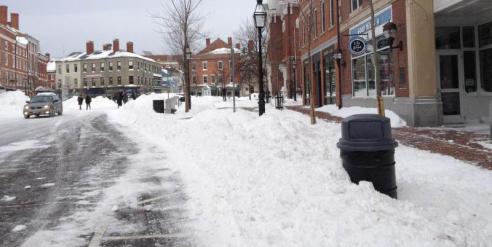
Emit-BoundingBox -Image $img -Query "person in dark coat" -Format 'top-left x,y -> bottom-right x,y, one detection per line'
116,91 -> 123,108
85,95 -> 92,110
123,92 -> 128,104
77,94 -> 84,110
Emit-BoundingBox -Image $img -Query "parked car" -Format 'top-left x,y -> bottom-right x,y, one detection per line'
23,94 -> 63,118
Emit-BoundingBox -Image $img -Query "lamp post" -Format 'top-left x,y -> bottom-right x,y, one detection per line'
185,45 -> 192,112
254,0 -> 267,116
290,56 -> 297,102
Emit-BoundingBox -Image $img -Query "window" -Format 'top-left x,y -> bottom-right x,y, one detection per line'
463,26 -> 475,48
464,51 -> 477,93
91,78 -> 96,86
74,78 -> 78,87
109,62 -> 113,71
83,78 -> 88,87
137,76 -> 141,84
117,61 -> 121,70
314,9 -> 318,36
203,61 -> 208,70
436,27 -> 460,49
479,21 -> 492,48
330,0 -> 335,27
117,76 -> 122,84
83,64 -> 87,73
58,65 -> 62,74
321,1 -> 326,33
129,76 -> 134,84
351,37 -> 395,97
218,61 -> 224,70
211,75 -> 216,83
129,61 -> 134,70
74,64 -> 78,72
203,75 -> 208,83
109,77 -> 113,85
91,63 -> 96,72
100,62 -> 105,71
100,77 -> 105,86
480,48 -> 492,92
66,64 -> 70,73
352,0 -> 363,11
192,75 -> 197,83
192,62 -> 196,70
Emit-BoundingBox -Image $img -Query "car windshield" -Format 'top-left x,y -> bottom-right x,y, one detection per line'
30,96 -> 52,103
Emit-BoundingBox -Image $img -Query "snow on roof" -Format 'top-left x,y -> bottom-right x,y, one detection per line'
16,36 -> 28,46
58,50 -> 156,62
153,73 -> 162,78
208,48 -> 241,55
47,61 -> 56,72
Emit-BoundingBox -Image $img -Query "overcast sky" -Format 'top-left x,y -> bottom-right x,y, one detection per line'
2,0 -> 256,58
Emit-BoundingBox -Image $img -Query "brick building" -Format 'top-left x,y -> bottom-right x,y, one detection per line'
190,37 -> 241,96
0,5 -> 46,95
265,0 -> 492,126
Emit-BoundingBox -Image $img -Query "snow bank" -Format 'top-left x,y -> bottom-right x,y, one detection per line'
107,95 -> 492,247
0,90 -> 29,119
317,104 -> 407,127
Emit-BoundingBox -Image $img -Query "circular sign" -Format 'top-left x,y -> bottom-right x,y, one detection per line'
349,37 -> 367,56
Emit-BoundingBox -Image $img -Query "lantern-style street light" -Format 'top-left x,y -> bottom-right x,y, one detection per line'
185,45 -> 192,112
254,0 -> 267,116
383,22 -> 403,51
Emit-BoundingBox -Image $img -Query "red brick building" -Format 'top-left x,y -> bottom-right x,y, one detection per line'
190,37 -> 241,96
0,5 -> 46,95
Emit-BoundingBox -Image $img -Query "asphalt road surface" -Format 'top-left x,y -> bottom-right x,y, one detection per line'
0,113 -> 193,247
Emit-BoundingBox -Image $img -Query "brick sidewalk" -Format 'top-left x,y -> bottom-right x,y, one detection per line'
287,106 -> 492,170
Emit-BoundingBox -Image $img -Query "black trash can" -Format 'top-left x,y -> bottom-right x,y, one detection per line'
337,114 -> 398,199
275,94 -> 283,109
153,100 -> 164,113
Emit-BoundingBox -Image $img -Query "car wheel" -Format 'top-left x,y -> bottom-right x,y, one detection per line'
35,114 -> 40,118
24,115 -> 29,119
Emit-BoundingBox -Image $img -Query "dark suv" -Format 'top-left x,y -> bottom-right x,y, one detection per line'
23,93 -> 63,118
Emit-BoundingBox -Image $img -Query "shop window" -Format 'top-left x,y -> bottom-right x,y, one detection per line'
480,48 -> 492,92
323,53 -> 336,101
436,27 -> 460,49
478,21 -> 492,48
463,51 -> 477,93
462,27 -> 475,48
352,57 -> 367,97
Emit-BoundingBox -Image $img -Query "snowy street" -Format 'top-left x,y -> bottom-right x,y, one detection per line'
0,103 -> 193,246
0,92 -> 492,246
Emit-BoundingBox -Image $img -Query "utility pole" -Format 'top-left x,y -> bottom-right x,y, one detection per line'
308,0 -> 316,124
369,0 -> 385,116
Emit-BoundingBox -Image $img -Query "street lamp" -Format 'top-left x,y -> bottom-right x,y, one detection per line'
254,0 -> 267,116
185,45 -> 192,112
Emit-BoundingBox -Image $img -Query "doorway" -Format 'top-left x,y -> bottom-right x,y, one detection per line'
437,51 -> 463,123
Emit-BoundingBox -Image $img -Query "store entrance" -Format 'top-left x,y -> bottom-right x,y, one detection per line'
437,51 -> 463,123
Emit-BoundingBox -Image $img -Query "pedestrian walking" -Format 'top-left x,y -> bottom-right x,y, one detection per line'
117,91 -> 123,108
77,94 -> 84,110
123,92 -> 128,104
85,95 -> 92,110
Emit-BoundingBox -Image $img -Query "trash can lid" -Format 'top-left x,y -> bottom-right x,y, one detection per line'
337,114 -> 398,151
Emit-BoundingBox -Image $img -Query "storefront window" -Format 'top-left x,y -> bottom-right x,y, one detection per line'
323,52 -> 336,102
478,21 -> 492,48
462,27 -> 475,48
463,51 -> 477,93
480,48 -> 492,92
351,48 -> 394,97
436,27 -> 460,49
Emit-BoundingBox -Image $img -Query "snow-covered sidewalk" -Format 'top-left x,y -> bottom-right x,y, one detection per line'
106,95 -> 492,247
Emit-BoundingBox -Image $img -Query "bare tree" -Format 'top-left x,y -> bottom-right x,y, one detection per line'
154,0 -> 205,112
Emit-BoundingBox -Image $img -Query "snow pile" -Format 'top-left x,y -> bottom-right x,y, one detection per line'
0,90 -> 29,119
107,95 -> 492,246
317,104 -> 407,128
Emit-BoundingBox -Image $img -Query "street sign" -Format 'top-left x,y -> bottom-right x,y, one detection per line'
349,37 -> 367,56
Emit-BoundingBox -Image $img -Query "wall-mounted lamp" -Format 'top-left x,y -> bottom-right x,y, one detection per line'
383,22 -> 403,52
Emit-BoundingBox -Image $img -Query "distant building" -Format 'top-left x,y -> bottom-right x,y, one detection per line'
191,37 -> 241,96
0,5 -> 46,95
145,54 -> 182,70
46,60 -> 56,89
55,39 -> 161,98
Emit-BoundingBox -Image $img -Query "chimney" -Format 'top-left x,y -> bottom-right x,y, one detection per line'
10,13 -> 19,30
248,40 -> 254,51
103,43 -> 112,51
126,41 -> 134,53
228,37 -> 232,47
206,38 -> 210,48
113,39 -> 120,52
235,43 -> 240,50
0,6 -> 7,26
86,41 -> 94,54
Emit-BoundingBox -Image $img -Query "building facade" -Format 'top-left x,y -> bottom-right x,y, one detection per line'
55,39 -> 161,98
265,0 -> 492,126
190,37 -> 241,96
0,5 -> 46,95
